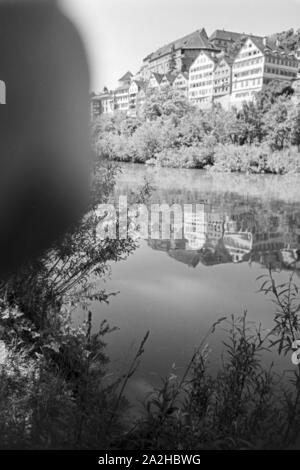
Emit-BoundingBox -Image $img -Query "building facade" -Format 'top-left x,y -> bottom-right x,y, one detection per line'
188,51 -> 217,107
173,72 -> 189,96
231,37 -> 298,107
113,71 -> 133,112
90,91 -> 114,120
142,28 -> 218,79
213,56 -> 233,99
128,80 -> 147,116
90,30 -> 300,119
209,29 -> 262,52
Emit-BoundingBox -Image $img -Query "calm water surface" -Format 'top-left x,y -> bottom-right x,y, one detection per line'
86,164 -> 300,399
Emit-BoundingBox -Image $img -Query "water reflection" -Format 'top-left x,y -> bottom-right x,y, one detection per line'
98,164 -> 300,389
147,200 -> 300,273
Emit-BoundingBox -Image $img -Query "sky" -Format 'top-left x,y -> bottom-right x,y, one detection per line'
59,0 -> 300,92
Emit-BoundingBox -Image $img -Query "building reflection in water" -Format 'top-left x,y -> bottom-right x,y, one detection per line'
147,201 -> 300,273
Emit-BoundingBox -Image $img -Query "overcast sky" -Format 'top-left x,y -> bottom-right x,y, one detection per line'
59,0 -> 300,92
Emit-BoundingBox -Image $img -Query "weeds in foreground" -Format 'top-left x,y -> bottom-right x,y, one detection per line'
118,271 -> 300,450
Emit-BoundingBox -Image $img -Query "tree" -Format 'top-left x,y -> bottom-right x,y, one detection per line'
262,96 -> 297,150
255,81 -> 294,113
143,86 -> 194,121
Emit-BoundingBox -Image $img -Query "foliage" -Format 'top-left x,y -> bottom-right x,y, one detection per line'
119,270 -> 300,450
93,82 -> 300,173
0,159 -> 147,449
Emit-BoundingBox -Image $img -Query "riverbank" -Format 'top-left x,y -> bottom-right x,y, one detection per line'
93,82 -> 300,175
143,143 -> 300,174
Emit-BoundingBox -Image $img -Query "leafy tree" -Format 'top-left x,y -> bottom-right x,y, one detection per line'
262,96 -> 297,150
255,80 -> 294,113
142,86 -> 194,121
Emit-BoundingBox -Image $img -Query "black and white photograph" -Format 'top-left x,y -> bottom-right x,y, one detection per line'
1,0 -> 300,460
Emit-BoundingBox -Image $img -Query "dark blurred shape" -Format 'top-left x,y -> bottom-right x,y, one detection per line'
0,0 -> 90,277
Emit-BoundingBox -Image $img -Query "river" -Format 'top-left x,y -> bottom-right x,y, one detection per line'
82,164 -> 300,402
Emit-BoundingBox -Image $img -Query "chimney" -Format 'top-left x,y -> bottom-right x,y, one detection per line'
263,36 -> 267,46
275,38 -> 281,48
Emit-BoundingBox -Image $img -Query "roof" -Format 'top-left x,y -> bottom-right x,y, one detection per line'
162,73 -> 177,84
248,37 -> 298,59
131,79 -> 147,90
191,49 -> 218,67
217,54 -> 234,67
114,84 -> 130,92
151,72 -> 164,84
144,28 -> 216,62
174,71 -> 189,80
209,29 -> 262,42
91,92 -> 113,101
118,71 -> 133,82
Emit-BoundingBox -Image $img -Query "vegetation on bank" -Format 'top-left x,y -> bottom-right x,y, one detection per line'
93,81 -> 300,174
0,154 -> 299,448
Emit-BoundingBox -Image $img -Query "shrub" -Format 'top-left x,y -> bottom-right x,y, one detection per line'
155,145 -> 212,169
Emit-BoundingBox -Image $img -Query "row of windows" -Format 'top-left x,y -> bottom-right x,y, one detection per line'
190,80 -> 213,88
265,56 -> 296,67
189,88 -> 213,97
214,77 -> 229,84
237,49 -> 260,59
234,67 -> 263,78
233,57 -> 263,68
190,71 -> 212,80
190,63 -> 213,72
214,67 -> 230,75
115,96 -> 128,102
233,78 -> 262,88
265,67 -> 297,77
214,86 -> 230,93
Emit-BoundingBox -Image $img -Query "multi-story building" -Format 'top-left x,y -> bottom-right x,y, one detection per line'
231,37 -> 298,107
114,84 -> 130,112
113,71 -> 133,113
209,29 -> 262,52
188,51 -> 217,107
128,79 -> 147,116
173,72 -> 189,96
160,73 -> 176,88
213,55 -> 233,99
90,91 -> 114,120
142,28 -> 218,80
101,92 -> 114,114
148,72 -> 164,89
90,94 -> 101,120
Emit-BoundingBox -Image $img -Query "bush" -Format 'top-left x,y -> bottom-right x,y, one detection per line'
212,143 -> 300,174
155,145 -> 213,169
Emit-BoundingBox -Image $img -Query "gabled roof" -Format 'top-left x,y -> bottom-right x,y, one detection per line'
114,84 -> 130,92
131,79 -> 147,90
150,72 -> 164,84
191,50 -> 218,68
217,54 -> 234,67
162,73 -> 177,84
245,37 -> 297,59
180,71 -> 189,79
173,71 -> 189,81
91,91 -> 113,101
210,29 -> 262,42
118,71 -> 133,82
144,28 -> 216,62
